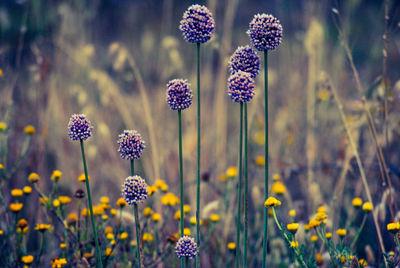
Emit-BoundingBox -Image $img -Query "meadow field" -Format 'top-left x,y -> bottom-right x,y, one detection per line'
0,0 -> 400,267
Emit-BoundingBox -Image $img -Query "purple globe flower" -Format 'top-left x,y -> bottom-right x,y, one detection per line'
117,130 -> 145,160
247,14 -> 283,51
227,71 -> 256,103
176,236 -> 198,259
179,4 -> 215,44
68,114 -> 93,141
229,45 -> 260,78
166,79 -> 193,111
122,175 -> 148,205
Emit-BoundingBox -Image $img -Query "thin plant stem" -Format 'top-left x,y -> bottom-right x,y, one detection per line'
130,159 -> 135,176
243,103 -> 248,267
235,102 -> 244,268
133,204 -> 142,268
79,140 -> 103,268
350,214 -> 368,249
195,42 -> 201,268
36,233 -> 45,268
262,50 -> 269,268
178,110 -> 184,268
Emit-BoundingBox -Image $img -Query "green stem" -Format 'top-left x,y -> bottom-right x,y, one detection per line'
80,140 -> 103,268
262,50 -> 269,268
195,41 -> 201,268
134,204 -> 142,268
36,233 -> 45,268
243,103 -> 248,267
178,110 -> 185,268
130,159 -> 135,176
235,102 -> 244,268
350,214 -> 368,249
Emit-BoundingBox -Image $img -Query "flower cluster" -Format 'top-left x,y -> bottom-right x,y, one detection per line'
117,130 -> 145,160
67,114 -> 93,141
122,175 -> 148,205
175,236 -> 198,259
227,71 -> 255,103
179,5 -> 215,44
247,14 -> 283,51
229,45 -> 260,78
166,79 -> 193,111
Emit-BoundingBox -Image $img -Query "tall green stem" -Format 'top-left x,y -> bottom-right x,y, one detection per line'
178,110 -> 184,268
243,103 -> 248,267
133,204 -> 142,268
195,42 -> 201,268
350,214 -> 368,249
262,51 -> 269,268
36,233 -> 45,268
80,140 -> 103,268
130,159 -> 134,176
235,102 -> 244,268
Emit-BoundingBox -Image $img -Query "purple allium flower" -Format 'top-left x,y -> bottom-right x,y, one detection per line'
229,45 -> 260,78
166,79 -> 193,111
227,71 -> 256,103
247,14 -> 283,51
175,236 -> 198,259
179,4 -> 215,44
122,175 -> 148,205
117,130 -> 145,160
68,114 -> 93,141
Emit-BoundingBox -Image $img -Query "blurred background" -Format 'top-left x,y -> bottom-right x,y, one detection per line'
1,0 -> 400,263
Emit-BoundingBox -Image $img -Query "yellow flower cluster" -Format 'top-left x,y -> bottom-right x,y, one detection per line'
264,197 -> 281,208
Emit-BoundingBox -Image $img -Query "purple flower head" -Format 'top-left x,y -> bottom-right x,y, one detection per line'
68,114 -> 93,141
227,71 -> 256,103
247,14 -> 283,51
179,4 -> 215,44
122,175 -> 148,205
117,130 -> 145,160
166,79 -> 193,111
176,236 -> 198,259
229,45 -> 260,78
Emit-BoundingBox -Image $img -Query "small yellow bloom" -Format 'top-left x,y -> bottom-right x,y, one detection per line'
308,219 -> 321,228
58,196 -> 71,205
362,202 -> 373,212
0,230 -> 3,235
287,223 -> 299,234
219,174 -> 227,182
21,255 -> 34,264
152,213 -> 161,222
174,210 -> 183,220
147,185 -> 158,195
352,197 -> 363,207
160,184 -> 168,192
359,259 -> 367,267
317,206 -> 326,213
40,196 -> 49,206
183,204 -> 191,213
60,243 -> 67,249
104,226 -> 113,234
119,232 -> 128,240
183,228 -> 191,236
304,224 -> 310,231
325,232 -> 332,239
272,173 -> 281,181
17,219 -> 29,229
93,205 -> 105,216
317,88 -> 331,101
264,197 -> 281,208
288,209 -> 296,218
227,242 -> 236,250
83,253 -> 92,259
290,241 -> 299,248
51,257 -> 67,268
0,122 -> 7,131
336,228 -> 347,237
81,208 -> 89,217
210,214 -> 220,222
116,197 -> 127,208
28,173 -> 40,183
340,255 -> 346,263
77,173 -> 90,182
189,216 -> 203,226
100,196 -> 110,204
11,189 -> 23,197
161,192 -> 179,206
23,186 -> 32,195
110,240 -> 116,245
143,207 -> 153,217
315,211 -> 327,222
254,156 -> 265,166
387,222 -> 400,233
106,233 -> 114,240
9,203 -> 23,212
35,224 -> 52,232
53,199 -> 60,208
102,215 -> 108,220
105,248 -> 113,256
51,170 -> 62,182
154,179 -> 166,188
0,163 -> 3,169
226,166 -> 238,178
110,209 -> 117,216
271,181 -> 286,195
143,232 -> 154,242
315,253 -> 323,265
311,235 -> 318,242
24,125 -> 36,135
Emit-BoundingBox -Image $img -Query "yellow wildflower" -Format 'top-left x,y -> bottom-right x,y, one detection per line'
53,199 -> 60,208
219,174 -> 227,182
77,173 -> 90,182
340,255 -> 346,263
9,203 -> 23,212
286,223 -> 299,234
352,197 -> 363,207
0,230 -> 3,235
362,202 -> 373,212
148,185 -> 158,195
0,122 -> 6,131
23,186 -> 32,195
290,241 -> 299,248
308,219 -> 321,228
105,248 -> 113,256
183,228 -> 191,236
161,192 -> 179,206
102,215 -> 108,221
160,184 -> 168,192
317,88 -> 331,101
28,173 -> 40,183
254,156 -> 265,166
81,208 -> 89,217
325,232 -> 332,239
183,204 -> 191,213
152,213 -> 161,222
174,210 -> 183,220
93,205 -> 105,216
288,209 -> 296,218
210,214 -> 220,222
336,228 -> 347,237
116,198 -> 127,208
315,211 -> 327,222
154,179 -> 166,188
272,173 -> 281,181
60,243 -> 67,249
104,226 -> 113,234
21,255 -> 34,264
264,197 -> 281,208
271,181 -> 286,195
120,232 -> 128,240
83,253 -> 92,259
387,222 -> 400,233
0,163 -> 3,169
227,242 -> 236,251
24,125 -> 36,135
58,196 -> 71,205
359,259 -> 367,267
317,206 -> 326,213
40,196 -> 49,206
35,224 -> 52,232
226,166 -> 238,178
106,233 -> 114,240
110,209 -> 117,216
143,207 -> 153,217
190,216 -> 202,225
315,253 -> 323,265
311,235 -> 318,242
11,189 -> 23,197
143,232 -> 154,242
51,170 -> 62,182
